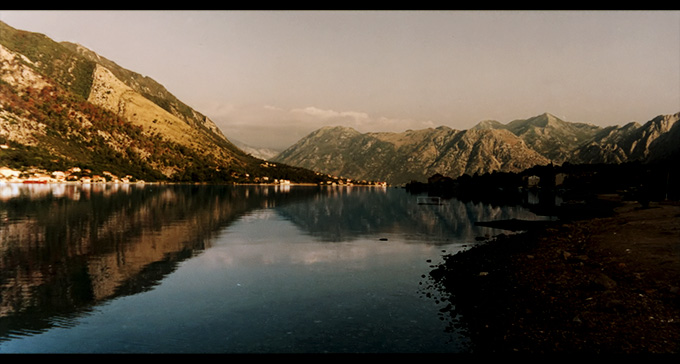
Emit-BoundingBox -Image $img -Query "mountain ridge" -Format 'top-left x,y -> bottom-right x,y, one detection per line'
60,41 -> 229,143
273,112 -> 680,185
273,121 -> 552,185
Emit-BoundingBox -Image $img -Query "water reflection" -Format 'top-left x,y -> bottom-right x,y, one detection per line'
278,185 -> 540,243
0,183 -> 316,341
0,183 -> 543,351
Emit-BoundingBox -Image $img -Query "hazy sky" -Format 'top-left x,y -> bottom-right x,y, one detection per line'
1,10 -> 679,150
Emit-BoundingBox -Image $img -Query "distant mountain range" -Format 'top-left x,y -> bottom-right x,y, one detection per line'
273,112 -> 680,185
232,139 -> 281,161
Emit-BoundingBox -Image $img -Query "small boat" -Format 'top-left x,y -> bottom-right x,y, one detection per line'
417,196 -> 443,205
22,180 -> 47,184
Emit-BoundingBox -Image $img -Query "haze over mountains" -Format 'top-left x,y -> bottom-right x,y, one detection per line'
1,20 -> 678,186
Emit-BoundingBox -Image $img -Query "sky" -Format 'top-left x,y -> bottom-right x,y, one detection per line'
1,10 -> 679,150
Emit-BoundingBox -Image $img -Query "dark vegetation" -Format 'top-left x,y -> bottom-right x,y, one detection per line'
405,158 -> 680,217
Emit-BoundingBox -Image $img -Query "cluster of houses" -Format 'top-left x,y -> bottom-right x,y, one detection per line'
321,178 -> 387,187
0,166 -> 143,184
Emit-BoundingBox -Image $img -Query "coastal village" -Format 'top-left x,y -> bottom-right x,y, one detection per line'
0,164 -> 145,184
0,162 -> 387,187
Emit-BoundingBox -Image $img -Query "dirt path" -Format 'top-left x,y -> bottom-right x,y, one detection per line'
427,201 -> 680,353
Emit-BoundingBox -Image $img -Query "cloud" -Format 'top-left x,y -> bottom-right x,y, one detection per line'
286,106 -> 437,134
291,106 -> 370,121
199,102 -> 438,151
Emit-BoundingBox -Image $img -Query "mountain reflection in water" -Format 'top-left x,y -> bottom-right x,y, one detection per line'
0,183 -> 313,340
277,186 -> 540,243
0,183 -> 544,352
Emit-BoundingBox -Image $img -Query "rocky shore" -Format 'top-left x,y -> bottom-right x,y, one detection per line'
425,201 -> 680,353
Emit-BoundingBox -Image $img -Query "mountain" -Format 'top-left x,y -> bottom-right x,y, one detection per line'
0,21 -> 341,184
571,113 -> 680,164
274,112 -> 679,185
647,114 -> 680,163
273,125 -> 550,185
231,139 -> 281,161
470,119 -> 505,130
475,112 -> 602,164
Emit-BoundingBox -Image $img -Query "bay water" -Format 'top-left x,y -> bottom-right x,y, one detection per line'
0,183 -> 543,353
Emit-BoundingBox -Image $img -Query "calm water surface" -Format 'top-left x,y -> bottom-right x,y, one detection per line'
0,183 -> 544,353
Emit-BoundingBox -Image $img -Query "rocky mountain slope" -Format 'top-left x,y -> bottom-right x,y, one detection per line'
570,113 -> 680,164
274,112 -> 679,185
0,21 -> 342,184
480,113 -> 602,164
273,124 -> 550,185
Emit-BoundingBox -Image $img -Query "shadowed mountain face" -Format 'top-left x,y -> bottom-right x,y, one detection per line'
570,113 -> 680,164
274,112 -> 680,185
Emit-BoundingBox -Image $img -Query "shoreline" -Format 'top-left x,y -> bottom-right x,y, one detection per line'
0,180 -> 389,187
426,200 -> 680,353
